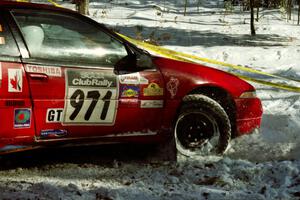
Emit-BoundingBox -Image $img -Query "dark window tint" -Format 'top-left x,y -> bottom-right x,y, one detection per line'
0,17 -> 20,57
12,10 -> 127,66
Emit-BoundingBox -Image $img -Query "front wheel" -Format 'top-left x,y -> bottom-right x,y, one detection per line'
175,94 -> 231,156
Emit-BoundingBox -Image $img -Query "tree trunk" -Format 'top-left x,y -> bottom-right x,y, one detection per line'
184,0 -> 188,16
256,7 -> 259,21
76,0 -> 89,15
250,0 -> 256,35
242,0 -> 245,11
298,0 -> 300,24
287,0 -> 292,20
197,0 -> 201,12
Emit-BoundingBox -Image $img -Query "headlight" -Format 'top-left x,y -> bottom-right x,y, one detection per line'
239,91 -> 257,98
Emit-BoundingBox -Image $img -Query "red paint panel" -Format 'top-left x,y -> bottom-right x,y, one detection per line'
235,98 -> 263,135
235,98 -> 263,119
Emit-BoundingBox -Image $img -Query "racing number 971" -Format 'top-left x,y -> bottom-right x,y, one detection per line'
69,89 -> 112,121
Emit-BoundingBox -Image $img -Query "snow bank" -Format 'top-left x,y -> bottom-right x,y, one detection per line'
1,157 -> 300,199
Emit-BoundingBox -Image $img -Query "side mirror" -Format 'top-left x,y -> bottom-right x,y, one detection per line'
114,54 -> 137,75
136,54 -> 153,69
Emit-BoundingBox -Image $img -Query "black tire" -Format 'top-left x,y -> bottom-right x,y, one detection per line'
175,94 -> 231,156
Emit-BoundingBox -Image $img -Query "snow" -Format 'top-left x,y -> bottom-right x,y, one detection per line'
1,0 -> 300,199
2,155 -> 300,199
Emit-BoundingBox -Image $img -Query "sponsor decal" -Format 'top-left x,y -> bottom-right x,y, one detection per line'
119,73 -> 149,85
40,129 -> 67,139
14,108 -> 31,128
119,98 -> 139,105
141,100 -> 164,108
46,108 -> 63,123
0,37 -> 5,45
64,69 -> 118,125
139,76 -> 149,84
167,77 -> 179,98
119,73 -> 140,84
25,65 -> 62,77
5,100 -> 25,107
8,68 -> 22,93
119,99 -> 139,108
143,83 -> 163,96
67,70 -> 115,88
121,85 -> 139,98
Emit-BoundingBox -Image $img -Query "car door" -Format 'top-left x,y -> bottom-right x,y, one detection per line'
9,8 -> 165,141
0,10 -> 35,147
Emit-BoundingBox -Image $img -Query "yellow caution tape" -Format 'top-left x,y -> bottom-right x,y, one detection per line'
16,0 -> 61,7
234,74 -> 300,92
170,49 -> 300,83
119,34 -> 300,93
47,0 -> 63,7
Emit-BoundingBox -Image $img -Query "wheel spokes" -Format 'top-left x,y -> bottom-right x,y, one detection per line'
176,112 -> 220,155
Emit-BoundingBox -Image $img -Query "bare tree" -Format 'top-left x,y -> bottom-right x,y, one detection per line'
256,7 -> 259,21
255,0 -> 261,22
298,0 -> 300,24
75,0 -> 89,15
197,0 -> 201,12
184,0 -> 188,16
250,0 -> 256,35
287,0 -> 292,20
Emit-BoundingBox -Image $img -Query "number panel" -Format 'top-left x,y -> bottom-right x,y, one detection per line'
63,69 -> 118,125
64,88 -> 117,124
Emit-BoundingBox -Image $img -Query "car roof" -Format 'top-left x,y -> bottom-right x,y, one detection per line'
0,1 -> 76,14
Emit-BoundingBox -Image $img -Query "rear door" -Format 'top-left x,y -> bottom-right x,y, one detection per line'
10,9 -> 165,141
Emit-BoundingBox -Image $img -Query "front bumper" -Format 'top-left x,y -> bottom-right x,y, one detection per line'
234,98 -> 263,136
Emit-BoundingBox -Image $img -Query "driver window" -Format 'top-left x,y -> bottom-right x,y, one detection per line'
12,10 -> 127,67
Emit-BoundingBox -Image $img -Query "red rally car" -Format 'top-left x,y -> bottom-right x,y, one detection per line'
0,1 -> 263,157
